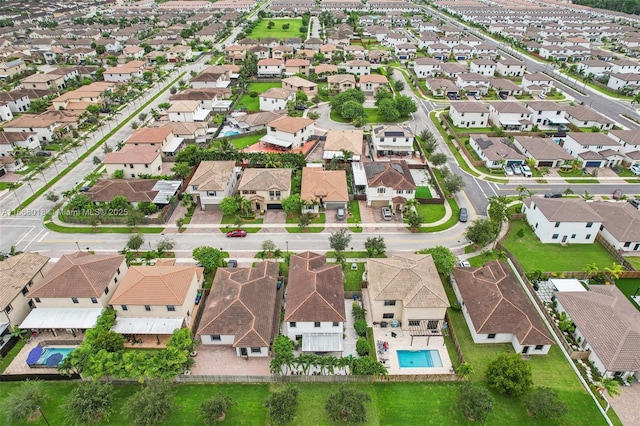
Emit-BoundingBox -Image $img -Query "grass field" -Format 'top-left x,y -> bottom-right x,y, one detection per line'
253,18 -> 304,40
343,262 -> 365,291
415,186 -> 432,198
625,256 -> 640,269
237,82 -> 281,111
609,278 -> 640,310
414,203 -> 446,223
330,109 -> 410,124
503,220 -> 617,272
226,133 -> 263,149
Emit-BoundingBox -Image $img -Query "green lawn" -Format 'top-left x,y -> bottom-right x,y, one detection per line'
347,200 -> 362,232
610,278 -> 640,310
343,262 -> 365,291
44,222 -> 164,234
467,250 -> 503,267
503,220 -> 617,272
219,216 -> 263,233
415,186 -> 432,198
226,133 -> 263,149
285,212 -> 325,233
414,203 -> 446,223
625,256 -> 640,269
0,340 -> 25,373
329,109 -> 409,124
237,82 -> 281,111
253,18 -> 303,40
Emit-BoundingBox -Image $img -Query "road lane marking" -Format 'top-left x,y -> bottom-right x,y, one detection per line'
23,228 -> 45,251
15,226 -> 35,247
38,232 -> 49,242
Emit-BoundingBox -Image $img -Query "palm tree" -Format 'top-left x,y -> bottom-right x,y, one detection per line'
584,262 -> 599,279
604,263 -> 623,280
596,377 -> 621,398
581,190 -> 594,201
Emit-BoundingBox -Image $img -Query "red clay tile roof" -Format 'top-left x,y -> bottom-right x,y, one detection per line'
87,179 -> 159,203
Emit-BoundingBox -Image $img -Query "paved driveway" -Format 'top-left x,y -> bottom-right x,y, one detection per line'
609,380 -> 640,426
191,346 -> 270,376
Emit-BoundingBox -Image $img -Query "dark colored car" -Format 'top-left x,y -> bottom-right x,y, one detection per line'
36,151 -> 52,157
79,185 -> 91,192
544,192 -> 563,198
458,207 -> 468,222
226,229 -> 247,238
227,259 -> 238,268
295,104 -> 307,111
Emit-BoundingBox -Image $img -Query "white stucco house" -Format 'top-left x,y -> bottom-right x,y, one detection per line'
363,161 -> 416,210
589,202 -> 640,252
523,197 -> 602,244
258,88 -> 295,112
449,102 -> 490,128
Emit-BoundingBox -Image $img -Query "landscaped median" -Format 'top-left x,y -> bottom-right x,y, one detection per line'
10,71 -> 187,216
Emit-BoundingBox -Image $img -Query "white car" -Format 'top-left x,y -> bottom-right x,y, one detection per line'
630,164 -> 640,176
503,166 -> 514,176
459,260 -> 471,267
538,93 -> 547,99
511,164 -> 522,175
521,165 -> 533,177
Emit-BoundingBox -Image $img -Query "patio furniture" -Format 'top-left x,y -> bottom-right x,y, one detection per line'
26,345 -> 43,366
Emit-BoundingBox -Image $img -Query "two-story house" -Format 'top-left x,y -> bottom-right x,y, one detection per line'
371,125 -> 414,157
359,74 -> 389,95
284,59 -> 310,77
125,127 -> 184,157
565,105 -> 615,131
488,102 -> 533,131
257,58 -> 284,78
190,66 -> 231,89
449,102 -> 490,129
238,168 -> 292,212
281,76 -> 317,97
364,160 -> 416,210
261,116 -> 315,150
413,57 -> 441,78
259,88 -> 295,112
523,197 -> 602,244
455,73 -> 491,96
344,60 -> 371,76
521,72 -> 553,95
525,101 -> 569,132
328,74 -> 357,93
167,100 -> 211,122
0,131 -> 40,156
496,59 -> 526,77
469,59 -> 496,77
188,160 -> 241,210
589,202 -> 640,252
562,133 -> 624,168
285,252 -> 345,352
103,145 -> 162,179
103,60 -> 146,83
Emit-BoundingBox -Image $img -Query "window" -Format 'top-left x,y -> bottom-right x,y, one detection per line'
269,190 -> 281,200
383,313 -> 394,319
28,280 -> 33,287
488,334 -> 496,339
122,305 -> 128,311
552,234 -> 559,239
145,305 -> 151,311
555,222 -> 560,228
408,320 -> 420,327
333,322 -> 339,327
290,322 -> 296,328
114,277 -> 118,284
586,222 -> 593,228
167,305 -> 176,312
535,345 -> 544,350
206,191 -> 217,196
586,234 -> 591,239
251,347 -> 261,353
571,234 -> 576,239
314,322 -> 321,328
34,297 -> 40,303
117,268 -> 121,275
624,242 -> 631,248
4,305 -> 11,314
21,287 -> 29,296
384,300 -> 396,306
72,297 -> 79,304
211,335 -> 221,341
104,287 -> 109,295
90,297 -> 98,304
377,187 -> 385,194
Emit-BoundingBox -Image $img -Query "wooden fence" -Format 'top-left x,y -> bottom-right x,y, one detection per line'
407,163 -> 446,204
596,234 -> 635,271
444,311 -> 465,366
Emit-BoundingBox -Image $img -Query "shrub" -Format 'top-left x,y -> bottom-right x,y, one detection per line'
354,319 -> 367,337
249,91 -> 258,98
524,387 -> 568,419
356,337 -> 370,356
352,302 -> 366,321
486,353 -> 533,397
456,383 -> 492,422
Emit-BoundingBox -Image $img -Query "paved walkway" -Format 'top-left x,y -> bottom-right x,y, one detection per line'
608,379 -> 640,426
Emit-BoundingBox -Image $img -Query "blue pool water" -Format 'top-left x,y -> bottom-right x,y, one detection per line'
35,347 -> 75,366
223,130 -> 239,137
397,350 -> 443,368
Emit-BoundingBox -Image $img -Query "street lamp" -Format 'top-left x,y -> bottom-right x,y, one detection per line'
36,406 -> 51,426
286,241 -> 289,254
75,241 -> 80,251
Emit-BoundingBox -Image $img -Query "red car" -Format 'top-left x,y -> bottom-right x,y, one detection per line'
226,229 -> 247,238
613,189 -> 623,200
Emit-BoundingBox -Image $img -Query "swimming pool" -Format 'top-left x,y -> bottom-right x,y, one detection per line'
223,130 -> 239,137
397,350 -> 443,368
35,347 -> 75,366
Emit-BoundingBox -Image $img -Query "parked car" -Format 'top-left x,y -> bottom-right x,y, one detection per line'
336,207 -> 346,221
459,260 -> 471,267
227,259 -> 238,268
511,164 -> 522,175
78,185 -> 91,192
36,151 -> 52,157
503,165 -> 514,176
473,93 -> 481,100
612,189 -> 623,200
538,92 -> 547,99
499,93 -> 508,100
294,104 -> 307,111
630,164 -> 640,176
226,229 -> 247,238
381,207 -> 393,221
447,93 -> 460,100
628,198 -> 640,209
544,192 -> 563,198
521,165 -> 533,177
458,207 -> 468,222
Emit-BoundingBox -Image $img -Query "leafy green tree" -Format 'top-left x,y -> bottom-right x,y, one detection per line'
95,44 -> 106,55
418,246 -> 457,275
456,383 -> 492,422
67,194 -> 93,212
443,174 -> 465,194
127,233 -> 145,250
270,335 -> 295,375
45,191 -> 59,203
193,246 -> 224,272
465,218 -> 498,247
524,387 -> 568,420
394,79 -> 405,92
406,210 -> 424,230
374,89 -> 393,106
3,380 -> 49,425
430,153 -> 448,167
298,212 -> 312,230
486,353 -> 533,397
156,238 -> 175,256
64,381 -> 114,425
126,208 -> 144,228
354,319 -> 367,336
329,228 -> 351,253
350,356 -> 387,375
378,98 -> 400,121
341,100 -> 366,121
364,236 -> 386,257
112,169 -> 125,179
395,95 -> 417,116
108,196 -> 129,213
330,88 -> 365,113
138,202 -> 157,215
296,90 -> 308,103
356,337 -> 370,356
200,393 -> 237,424
122,379 -> 175,426
281,194 -> 304,217
219,196 -> 239,216
325,386 -> 371,424
265,386 -> 299,425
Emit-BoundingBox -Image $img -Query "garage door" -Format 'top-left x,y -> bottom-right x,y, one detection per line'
325,202 -> 346,210
585,161 -> 602,168
370,200 -> 388,207
266,203 -> 283,210
538,161 -> 554,167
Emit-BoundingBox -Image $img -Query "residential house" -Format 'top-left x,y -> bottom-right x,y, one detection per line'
284,59 -> 310,77
259,88 -> 295,112
469,135 -> 525,169
525,101 -> 569,132
285,252 -> 345,352
0,91 -> 31,115
21,252 -> 126,333
523,197 -> 602,244
191,66 -> 231,89
109,263 -> 203,338
426,43 -> 451,61
488,102 -> 533,131
323,129 -> 364,160
227,111 -> 283,134
257,58 -> 284,78
0,131 -> 39,155
187,161 -> 241,210
225,45 -> 246,63
470,59 -> 496,77
576,60 -> 613,77
521,73 -> 553,95
123,46 -> 145,60
413,57 -> 441,78
452,44 -> 475,60
238,168 -> 292,211
343,45 -> 366,60
167,100 -> 211,122
3,110 -> 81,143
169,88 -> 233,112
449,102 -> 490,129
21,72 -> 66,90
512,136 -> 574,168
425,78 -> 459,97
261,116 -> 314,150
284,38 -> 303,50
607,73 -> 640,93
563,133 -> 623,167
608,130 -> 640,162
610,59 -> 640,74
197,261 -> 280,357
103,60 -> 146,83
455,73 -> 490,96
167,45 -> 193,63
300,167 -> 348,214
589,202 -> 640,252
320,44 -> 337,61
490,78 -> 523,97
371,125 -> 414,157
364,161 -> 416,210
451,260 -> 553,355
103,145 -> 162,179
565,105 -> 615,131
328,74 -> 357,92
359,74 -> 388,95
440,63 -> 466,79
344,60 -> 371,76
554,285 -> 640,380
125,127 -> 184,157
395,43 -> 417,62
0,59 -> 26,79
496,59 -> 526,77
315,64 -> 339,76
50,81 -> 114,111
150,121 -> 209,144
0,253 -> 50,343
281,76 -> 317,96
272,45 -> 294,60
87,179 -> 181,206
365,254 -> 449,332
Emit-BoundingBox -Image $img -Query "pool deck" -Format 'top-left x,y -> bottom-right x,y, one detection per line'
3,331 -> 82,376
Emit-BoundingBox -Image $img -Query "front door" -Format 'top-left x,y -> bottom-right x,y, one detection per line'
522,346 -> 529,354
240,348 -> 248,356
255,202 -> 261,211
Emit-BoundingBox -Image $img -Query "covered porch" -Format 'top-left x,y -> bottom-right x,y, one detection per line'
19,308 -> 103,337
111,317 -> 183,348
